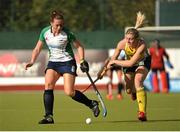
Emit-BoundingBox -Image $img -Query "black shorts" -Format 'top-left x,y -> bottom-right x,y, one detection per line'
110,65 -> 122,71
45,60 -> 77,76
123,56 -> 151,73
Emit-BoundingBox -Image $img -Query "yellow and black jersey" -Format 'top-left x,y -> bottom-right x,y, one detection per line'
123,41 -> 151,73
124,42 -> 149,62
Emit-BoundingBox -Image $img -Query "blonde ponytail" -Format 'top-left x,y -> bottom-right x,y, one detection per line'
134,11 -> 146,29
126,11 -> 147,39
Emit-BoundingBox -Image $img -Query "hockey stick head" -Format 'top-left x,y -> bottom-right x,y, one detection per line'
85,71 -> 107,117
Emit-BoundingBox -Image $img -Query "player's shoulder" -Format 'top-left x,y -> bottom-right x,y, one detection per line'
63,27 -> 76,41
149,47 -> 155,54
149,47 -> 154,51
63,27 -> 74,35
160,47 -> 166,52
40,25 -> 51,34
62,27 -> 69,32
117,39 -> 126,49
138,38 -> 147,49
139,38 -> 146,44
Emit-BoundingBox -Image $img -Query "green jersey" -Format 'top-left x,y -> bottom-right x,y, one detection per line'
39,26 -> 76,62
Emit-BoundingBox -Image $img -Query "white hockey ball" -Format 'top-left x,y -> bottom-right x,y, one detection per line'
85,118 -> 92,124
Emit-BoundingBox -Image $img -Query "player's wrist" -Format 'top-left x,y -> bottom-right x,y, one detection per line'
80,59 -> 85,64
30,60 -> 35,64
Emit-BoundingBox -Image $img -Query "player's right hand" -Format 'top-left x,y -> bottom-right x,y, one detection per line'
97,67 -> 107,79
80,60 -> 89,73
25,62 -> 34,70
97,58 -> 111,79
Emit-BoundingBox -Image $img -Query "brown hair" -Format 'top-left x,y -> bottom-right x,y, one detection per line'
126,28 -> 139,39
50,10 -> 64,22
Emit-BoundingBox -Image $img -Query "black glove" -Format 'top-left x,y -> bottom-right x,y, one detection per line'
111,63 -> 121,69
80,60 -> 89,72
166,60 -> 174,69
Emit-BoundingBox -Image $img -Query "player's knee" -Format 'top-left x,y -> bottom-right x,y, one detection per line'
64,89 -> 75,97
45,82 -> 55,89
135,78 -> 144,87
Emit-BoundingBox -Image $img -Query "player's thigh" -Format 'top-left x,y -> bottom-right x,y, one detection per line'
134,66 -> 149,88
63,73 -> 76,96
45,69 -> 61,89
124,72 -> 135,88
106,69 -> 113,78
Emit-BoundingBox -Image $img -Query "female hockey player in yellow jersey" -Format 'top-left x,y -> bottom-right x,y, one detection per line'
107,12 -> 151,121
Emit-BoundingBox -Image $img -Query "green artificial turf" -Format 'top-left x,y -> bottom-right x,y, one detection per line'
0,90 -> 180,131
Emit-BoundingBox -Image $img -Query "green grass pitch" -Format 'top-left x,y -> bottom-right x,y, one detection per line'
0,90 -> 180,131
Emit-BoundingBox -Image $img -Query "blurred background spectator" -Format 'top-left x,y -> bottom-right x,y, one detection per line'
149,39 -> 174,93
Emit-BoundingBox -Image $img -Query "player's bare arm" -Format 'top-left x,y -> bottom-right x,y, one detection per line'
164,49 -> 170,60
25,40 -> 43,70
110,43 -> 146,67
111,39 -> 125,60
106,39 -> 125,69
73,39 -> 85,61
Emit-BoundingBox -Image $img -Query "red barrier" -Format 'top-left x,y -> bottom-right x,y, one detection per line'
0,84 -> 110,91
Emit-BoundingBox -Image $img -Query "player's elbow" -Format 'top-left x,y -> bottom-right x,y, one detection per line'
33,47 -> 41,54
127,61 -> 135,67
126,61 -> 135,67
127,57 -> 139,67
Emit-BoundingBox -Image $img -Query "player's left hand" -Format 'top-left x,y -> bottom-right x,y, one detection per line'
80,60 -> 89,72
25,62 -> 34,70
166,60 -> 174,69
107,60 -> 115,69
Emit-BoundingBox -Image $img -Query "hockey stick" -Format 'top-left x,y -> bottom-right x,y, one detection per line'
82,78 -> 99,93
85,71 -> 107,117
81,67 -> 108,93
82,58 -> 111,93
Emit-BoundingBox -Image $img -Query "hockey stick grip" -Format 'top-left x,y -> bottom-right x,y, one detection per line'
97,58 -> 111,79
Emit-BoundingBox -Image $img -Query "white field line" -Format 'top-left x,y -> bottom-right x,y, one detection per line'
0,76 -> 111,86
